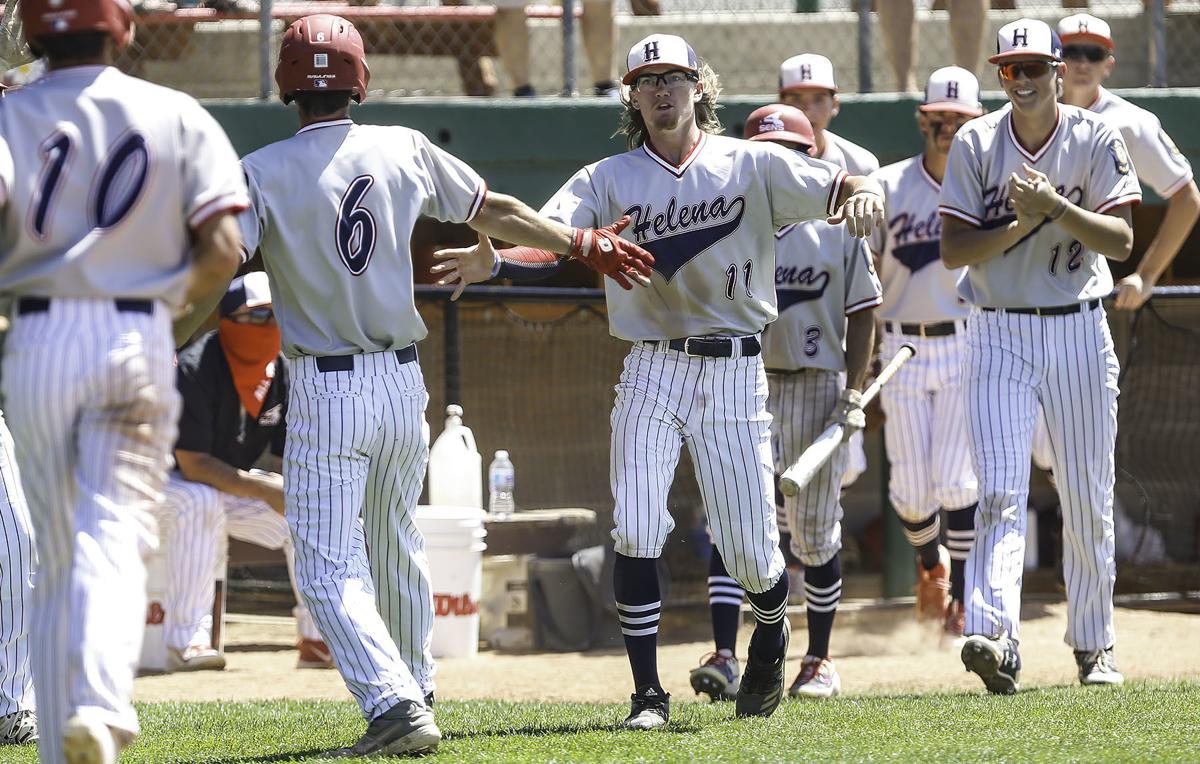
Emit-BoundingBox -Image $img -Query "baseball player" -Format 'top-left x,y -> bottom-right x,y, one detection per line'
682,105 -> 881,704
155,273 -> 330,673
0,2 -> 248,761
1058,13 -> 1198,312
0,408 -> 35,747
777,52 -> 876,485
238,14 -> 652,756
433,33 -> 885,729
870,66 -> 982,638
939,19 -> 1139,694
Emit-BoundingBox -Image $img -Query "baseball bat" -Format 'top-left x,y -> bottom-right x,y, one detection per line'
778,342 -> 916,498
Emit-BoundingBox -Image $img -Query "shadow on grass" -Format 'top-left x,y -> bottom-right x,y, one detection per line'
204,719 -> 704,762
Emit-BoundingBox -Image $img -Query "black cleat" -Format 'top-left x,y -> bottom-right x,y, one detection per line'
735,618 -> 790,718
961,635 -> 1021,695
1075,648 -> 1124,686
621,685 -> 670,730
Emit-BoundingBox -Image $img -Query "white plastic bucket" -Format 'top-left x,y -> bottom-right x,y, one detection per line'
139,541 -> 169,674
415,505 -> 487,658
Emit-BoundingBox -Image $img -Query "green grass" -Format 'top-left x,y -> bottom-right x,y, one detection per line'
11,680 -> 1199,762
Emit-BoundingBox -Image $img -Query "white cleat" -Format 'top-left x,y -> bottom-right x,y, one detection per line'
788,655 -> 841,699
1076,648 -> 1125,686
63,716 -> 117,764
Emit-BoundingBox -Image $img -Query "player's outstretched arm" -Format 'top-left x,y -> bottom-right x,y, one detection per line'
1010,164 -> 1134,262
1115,179 -> 1200,310
174,212 -> 242,347
466,193 -> 654,288
827,175 -> 886,238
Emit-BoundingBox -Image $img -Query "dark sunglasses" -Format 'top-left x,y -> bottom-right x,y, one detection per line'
998,60 -> 1054,81
1062,45 -> 1109,63
228,306 -> 275,325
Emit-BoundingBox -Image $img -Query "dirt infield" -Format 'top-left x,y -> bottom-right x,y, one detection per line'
134,601 -> 1200,704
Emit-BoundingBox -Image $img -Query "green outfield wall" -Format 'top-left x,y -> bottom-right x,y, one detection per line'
207,90 -> 1200,207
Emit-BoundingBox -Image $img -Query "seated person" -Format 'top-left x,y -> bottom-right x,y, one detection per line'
155,272 -> 330,671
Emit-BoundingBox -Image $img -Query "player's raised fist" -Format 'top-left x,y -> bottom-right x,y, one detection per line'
568,216 -> 655,290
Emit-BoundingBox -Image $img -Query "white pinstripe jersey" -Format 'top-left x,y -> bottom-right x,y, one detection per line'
939,104 -> 1142,309
1088,87 -> 1193,199
761,220 -> 882,372
0,66 -> 247,307
871,155 -> 969,322
540,133 -> 846,340
239,119 -> 486,357
819,130 -> 880,177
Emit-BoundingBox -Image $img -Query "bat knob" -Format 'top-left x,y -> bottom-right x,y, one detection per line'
779,476 -> 800,497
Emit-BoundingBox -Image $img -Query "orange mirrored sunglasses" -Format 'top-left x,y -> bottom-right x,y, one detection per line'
998,60 -> 1055,81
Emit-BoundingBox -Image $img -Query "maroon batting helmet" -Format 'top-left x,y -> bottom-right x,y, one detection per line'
743,104 -> 816,154
19,0 -> 134,50
275,14 -> 370,105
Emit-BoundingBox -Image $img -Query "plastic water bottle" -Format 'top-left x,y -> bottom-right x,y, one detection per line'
488,450 -> 515,516
428,405 -> 483,509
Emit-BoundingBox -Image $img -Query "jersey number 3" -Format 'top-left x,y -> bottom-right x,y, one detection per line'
31,130 -> 149,240
336,175 -> 377,275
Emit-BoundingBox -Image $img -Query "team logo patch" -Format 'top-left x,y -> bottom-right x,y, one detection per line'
760,111 -> 786,133
1109,138 -> 1132,175
1160,132 -> 1184,159
776,265 -> 831,310
258,404 -> 283,427
623,195 -> 747,282
314,53 -> 329,69
315,80 -> 328,89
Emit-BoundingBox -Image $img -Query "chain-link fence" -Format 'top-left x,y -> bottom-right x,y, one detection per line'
5,1 -> 1196,98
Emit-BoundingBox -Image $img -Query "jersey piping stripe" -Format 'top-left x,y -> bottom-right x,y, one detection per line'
188,193 -> 250,230
918,160 -> 942,191
938,205 -> 983,226
1093,193 -> 1142,215
1158,170 -> 1194,200
465,181 -> 488,222
640,133 -> 707,178
846,294 -> 883,315
294,118 -> 354,136
825,170 -> 848,218
1005,110 -> 1064,163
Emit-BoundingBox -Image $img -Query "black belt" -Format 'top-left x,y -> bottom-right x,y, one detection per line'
16,296 -> 154,315
981,298 -> 1101,317
658,336 -> 761,358
884,320 -> 958,338
314,345 -> 418,373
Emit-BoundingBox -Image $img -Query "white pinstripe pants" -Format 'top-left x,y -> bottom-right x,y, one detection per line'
2,298 -> 179,762
155,474 -> 321,651
962,306 -> 1119,650
285,352 -> 432,718
879,330 -> 978,523
767,369 -> 846,567
610,343 -> 785,594
0,410 -> 35,717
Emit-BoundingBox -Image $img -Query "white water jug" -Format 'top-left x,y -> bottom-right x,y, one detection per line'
428,405 -> 483,509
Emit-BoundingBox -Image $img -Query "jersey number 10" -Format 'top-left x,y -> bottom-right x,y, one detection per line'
31,129 -> 149,240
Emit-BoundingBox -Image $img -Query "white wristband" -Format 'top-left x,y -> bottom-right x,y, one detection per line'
490,252 -> 502,279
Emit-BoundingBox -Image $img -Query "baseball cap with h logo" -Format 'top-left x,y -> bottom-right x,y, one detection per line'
989,18 -> 1063,63
779,53 -> 837,93
919,66 -> 983,116
622,34 -> 699,86
1057,13 -> 1115,50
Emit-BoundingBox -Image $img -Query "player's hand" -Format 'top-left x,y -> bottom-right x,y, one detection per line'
825,388 -> 866,442
828,192 -> 885,238
569,216 -> 655,290
1009,163 -> 1062,217
1114,272 -> 1154,311
432,232 -> 497,301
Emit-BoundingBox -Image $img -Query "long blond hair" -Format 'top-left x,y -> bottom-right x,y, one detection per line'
617,62 -> 724,149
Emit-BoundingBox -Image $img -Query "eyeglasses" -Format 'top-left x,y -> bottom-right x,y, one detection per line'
228,306 -> 275,325
998,60 -> 1054,81
1062,45 -> 1109,63
632,69 -> 698,92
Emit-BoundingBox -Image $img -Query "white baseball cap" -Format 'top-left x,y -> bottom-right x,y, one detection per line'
220,271 -> 272,316
920,66 -> 983,116
989,19 -> 1063,64
1058,13 -> 1115,50
623,34 -> 698,86
779,53 -> 837,93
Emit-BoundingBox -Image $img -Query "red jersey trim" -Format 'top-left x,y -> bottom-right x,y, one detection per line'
846,294 -> 884,315
188,194 -> 250,230
938,205 -> 982,227
1005,109 -> 1063,163
641,133 -> 707,178
465,181 -> 488,222
826,170 -> 848,218
1094,193 -> 1142,215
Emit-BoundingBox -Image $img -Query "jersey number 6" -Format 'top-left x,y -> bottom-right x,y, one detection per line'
30,129 -> 149,240
336,175 -> 378,275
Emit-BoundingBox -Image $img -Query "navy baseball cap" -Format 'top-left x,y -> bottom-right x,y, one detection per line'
220,272 -> 272,317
